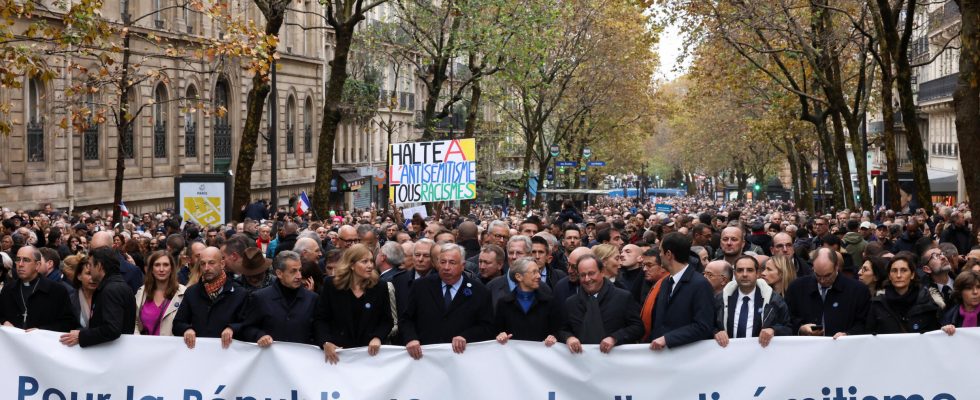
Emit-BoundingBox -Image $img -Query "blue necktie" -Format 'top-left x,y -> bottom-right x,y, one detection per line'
444,284 -> 453,309
736,296 -> 749,338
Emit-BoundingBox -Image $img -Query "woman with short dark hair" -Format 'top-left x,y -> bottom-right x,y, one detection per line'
940,270 -> 980,336
865,255 -> 943,334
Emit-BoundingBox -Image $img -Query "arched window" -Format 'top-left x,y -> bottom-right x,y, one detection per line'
303,97 -> 313,154
26,78 -> 44,162
153,83 -> 168,158
83,87 -> 100,161
184,85 -> 198,157
153,0 -> 164,28
286,96 -> 296,154
265,93 -> 274,154
121,88 -> 136,159
213,78 -> 232,173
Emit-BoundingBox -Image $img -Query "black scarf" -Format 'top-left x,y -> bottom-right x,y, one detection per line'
577,287 -> 606,344
885,285 -> 918,317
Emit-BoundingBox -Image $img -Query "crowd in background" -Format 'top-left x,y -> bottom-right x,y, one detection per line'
1,196 -> 978,360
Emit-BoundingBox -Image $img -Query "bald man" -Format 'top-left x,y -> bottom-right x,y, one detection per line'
334,225 -> 358,250
90,231 -> 143,292
703,260 -> 732,295
554,247 -> 594,301
173,247 -> 248,350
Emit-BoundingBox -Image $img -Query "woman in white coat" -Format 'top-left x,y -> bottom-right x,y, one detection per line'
135,251 -> 186,336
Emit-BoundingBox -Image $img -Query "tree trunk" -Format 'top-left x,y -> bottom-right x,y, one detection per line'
796,143 -> 815,213
520,127 -> 535,210
534,156 -> 549,207
815,118 -> 845,210
895,56 -> 932,214
784,137 -> 802,206
953,0 -> 980,213
314,25 -> 357,218
112,33 -> 133,221
830,111 -> 856,210
459,55 -> 482,216
879,51 -> 902,211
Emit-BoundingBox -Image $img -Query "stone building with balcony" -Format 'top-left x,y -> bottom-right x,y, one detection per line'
0,0 -> 423,215
867,0 -> 965,205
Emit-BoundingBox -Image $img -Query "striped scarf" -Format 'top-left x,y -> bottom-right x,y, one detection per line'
204,270 -> 227,301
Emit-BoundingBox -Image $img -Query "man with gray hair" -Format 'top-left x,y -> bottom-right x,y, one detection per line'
401,242 -> 493,359
293,237 -> 323,265
377,241 -> 404,283
240,251 -> 318,346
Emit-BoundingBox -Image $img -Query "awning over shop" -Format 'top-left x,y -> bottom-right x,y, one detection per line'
928,168 -> 957,193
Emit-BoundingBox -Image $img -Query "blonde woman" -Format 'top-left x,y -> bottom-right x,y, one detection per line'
761,255 -> 797,296
135,251 -> 186,336
313,244 -> 393,364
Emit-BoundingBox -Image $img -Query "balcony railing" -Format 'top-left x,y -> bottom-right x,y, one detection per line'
918,73 -> 958,103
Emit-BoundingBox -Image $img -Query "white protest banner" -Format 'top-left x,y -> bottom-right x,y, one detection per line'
402,205 -> 427,222
389,139 -> 476,205
1,327 -> 973,400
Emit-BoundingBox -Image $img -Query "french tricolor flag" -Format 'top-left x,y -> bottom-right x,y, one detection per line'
119,201 -> 130,218
297,191 -> 312,216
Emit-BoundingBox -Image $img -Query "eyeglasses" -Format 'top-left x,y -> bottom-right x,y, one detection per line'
929,252 -> 946,260
15,257 -> 35,263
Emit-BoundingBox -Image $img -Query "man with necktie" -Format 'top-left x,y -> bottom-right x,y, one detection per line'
401,243 -> 493,359
784,247 -> 870,338
648,233 -> 716,350
712,255 -> 791,348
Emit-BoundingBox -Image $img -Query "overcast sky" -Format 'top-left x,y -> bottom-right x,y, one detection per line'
654,20 -> 689,81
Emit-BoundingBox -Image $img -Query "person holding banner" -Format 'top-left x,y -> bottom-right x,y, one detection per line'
134,251 -> 186,336
241,251 -> 318,347
59,247 -> 136,347
172,247 -> 247,350
494,257 -> 563,346
865,254 -> 943,335
560,254 -> 643,354
941,270 -> 980,335
313,244 -> 392,364
401,243 -> 493,360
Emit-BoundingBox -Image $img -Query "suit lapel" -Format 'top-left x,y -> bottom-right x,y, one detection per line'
447,277 -> 470,313
726,292 -> 737,336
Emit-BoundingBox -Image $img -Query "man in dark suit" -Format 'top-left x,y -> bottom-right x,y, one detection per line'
241,251 -> 318,345
401,243 -> 493,359
712,255 -> 791,348
59,247 -> 136,348
784,247 -> 869,338
648,232 -> 716,350
530,236 -> 567,289
559,255 -> 643,353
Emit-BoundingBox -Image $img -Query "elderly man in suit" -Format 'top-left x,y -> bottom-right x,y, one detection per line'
648,232 -> 716,350
400,243 -> 493,359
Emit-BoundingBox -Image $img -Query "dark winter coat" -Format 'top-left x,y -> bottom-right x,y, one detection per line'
172,279 -> 248,338
865,286 -> 942,335
494,288 -> 564,341
79,273 -> 136,347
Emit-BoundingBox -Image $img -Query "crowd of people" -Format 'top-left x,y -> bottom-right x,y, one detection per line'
1,196 -> 979,362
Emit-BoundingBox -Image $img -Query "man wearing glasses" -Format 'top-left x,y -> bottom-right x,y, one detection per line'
333,225 -> 359,249
921,247 -> 955,311
0,246 -> 75,331
785,248 -> 869,338
770,232 -> 813,277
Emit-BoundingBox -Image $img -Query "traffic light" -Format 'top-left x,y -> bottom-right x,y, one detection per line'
521,197 -> 527,206
753,183 -> 761,191
559,167 -> 565,173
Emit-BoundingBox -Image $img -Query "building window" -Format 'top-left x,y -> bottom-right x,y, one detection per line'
153,0 -> 164,28
184,85 -> 198,157
153,84 -> 168,158
286,96 -> 296,154
265,93 -> 274,154
26,78 -> 44,162
304,97 -> 313,153
84,92 -> 100,160
122,89 -> 136,159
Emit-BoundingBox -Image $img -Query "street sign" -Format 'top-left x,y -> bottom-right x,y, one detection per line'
583,147 -> 592,159
587,161 -> 606,167
550,144 -> 560,157
547,173 -> 554,181
555,161 -> 578,167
